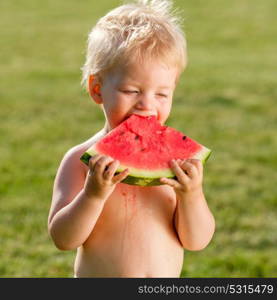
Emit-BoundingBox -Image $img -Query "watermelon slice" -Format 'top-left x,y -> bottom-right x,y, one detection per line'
80,115 -> 211,186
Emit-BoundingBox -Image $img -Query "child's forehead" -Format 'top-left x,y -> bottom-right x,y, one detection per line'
105,59 -> 178,87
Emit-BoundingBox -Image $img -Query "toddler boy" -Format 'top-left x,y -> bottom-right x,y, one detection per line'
48,0 -> 215,277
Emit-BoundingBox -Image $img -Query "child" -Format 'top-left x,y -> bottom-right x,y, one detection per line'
48,0 -> 215,277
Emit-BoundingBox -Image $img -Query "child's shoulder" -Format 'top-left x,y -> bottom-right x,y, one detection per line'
60,129 -> 107,173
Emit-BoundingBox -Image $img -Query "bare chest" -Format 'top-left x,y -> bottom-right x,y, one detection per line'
83,183 -> 177,243
106,183 -> 175,223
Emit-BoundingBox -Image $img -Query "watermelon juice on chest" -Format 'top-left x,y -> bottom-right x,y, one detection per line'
81,114 -> 211,186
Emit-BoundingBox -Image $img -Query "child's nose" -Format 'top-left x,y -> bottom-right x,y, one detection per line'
135,93 -> 154,110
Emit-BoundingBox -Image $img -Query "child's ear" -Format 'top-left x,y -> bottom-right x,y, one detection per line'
88,74 -> 102,104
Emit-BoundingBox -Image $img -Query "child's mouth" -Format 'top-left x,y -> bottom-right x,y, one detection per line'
124,113 -> 158,120
118,113 -> 159,127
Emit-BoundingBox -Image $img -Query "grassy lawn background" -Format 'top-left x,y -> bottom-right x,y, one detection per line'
0,0 -> 276,277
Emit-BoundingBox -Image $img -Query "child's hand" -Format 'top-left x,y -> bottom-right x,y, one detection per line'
160,159 -> 203,198
84,154 -> 129,200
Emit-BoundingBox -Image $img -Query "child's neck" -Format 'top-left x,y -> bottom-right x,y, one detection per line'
103,121 -> 111,133
101,109 -> 112,133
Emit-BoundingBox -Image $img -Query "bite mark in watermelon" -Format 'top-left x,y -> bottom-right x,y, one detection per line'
80,115 -> 211,186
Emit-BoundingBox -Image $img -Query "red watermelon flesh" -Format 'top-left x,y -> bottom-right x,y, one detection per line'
80,114 -> 211,186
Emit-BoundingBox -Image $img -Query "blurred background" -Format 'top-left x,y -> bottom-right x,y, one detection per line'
0,0 -> 276,277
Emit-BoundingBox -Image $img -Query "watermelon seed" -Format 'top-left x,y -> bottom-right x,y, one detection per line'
141,148 -> 146,151
135,135 -> 139,140
182,136 -> 187,140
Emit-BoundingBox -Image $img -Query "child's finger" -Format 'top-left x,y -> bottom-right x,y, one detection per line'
160,177 -> 181,189
103,160 -> 119,180
88,154 -> 102,174
170,160 -> 189,184
180,160 -> 198,178
94,156 -> 114,180
186,159 -> 203,174
112,168 -> 129,184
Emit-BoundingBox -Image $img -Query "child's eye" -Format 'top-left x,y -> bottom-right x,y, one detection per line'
157,93 -> 168,98
122,90 -> 139,94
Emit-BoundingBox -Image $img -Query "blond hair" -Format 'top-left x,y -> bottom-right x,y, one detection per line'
81,0 -> 187,88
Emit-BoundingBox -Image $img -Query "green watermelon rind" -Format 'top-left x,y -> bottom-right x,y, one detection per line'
80,146 -> 211,186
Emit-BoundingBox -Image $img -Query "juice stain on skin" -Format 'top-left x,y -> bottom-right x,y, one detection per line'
118,184 -> 138,259
119,183 -> 138,217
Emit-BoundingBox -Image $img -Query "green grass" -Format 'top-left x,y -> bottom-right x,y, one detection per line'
0,0 -> 276,277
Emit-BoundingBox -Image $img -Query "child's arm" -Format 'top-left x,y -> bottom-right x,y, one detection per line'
48,148 -> 128,250
160,159 -> 215,251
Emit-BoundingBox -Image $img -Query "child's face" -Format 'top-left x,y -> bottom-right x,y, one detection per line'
92,59 -> 179,130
